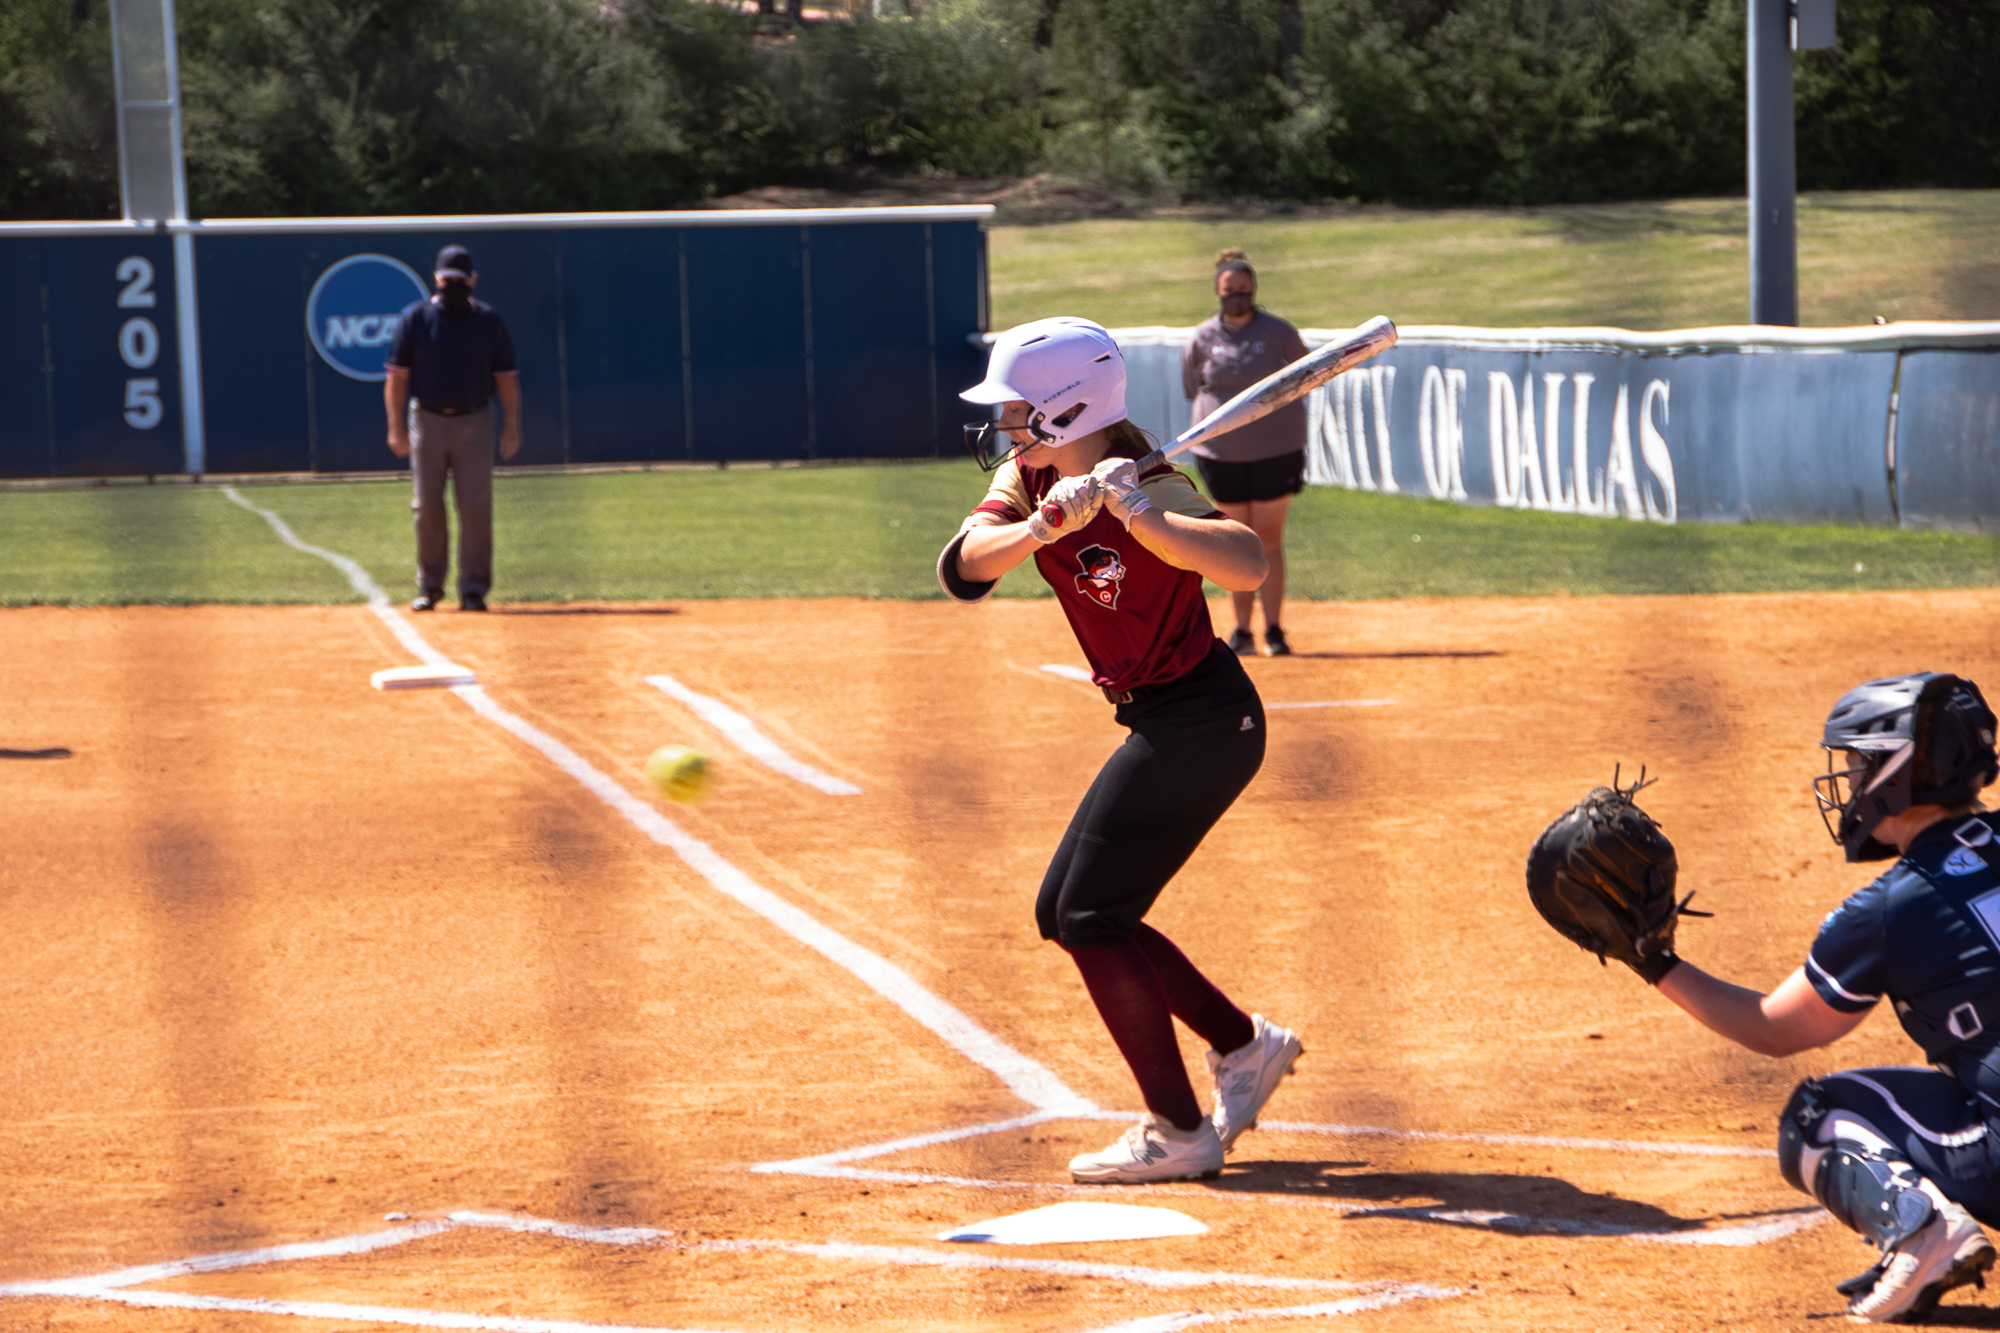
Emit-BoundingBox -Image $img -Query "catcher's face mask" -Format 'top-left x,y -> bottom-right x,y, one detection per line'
1813,741 -> 1915,862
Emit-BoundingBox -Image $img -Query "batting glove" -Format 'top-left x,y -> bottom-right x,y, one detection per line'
1091,458 -> 1154,528
1029,474 -> 1105,543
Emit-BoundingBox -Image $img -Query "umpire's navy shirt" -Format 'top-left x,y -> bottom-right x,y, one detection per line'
386,297 -> 517,413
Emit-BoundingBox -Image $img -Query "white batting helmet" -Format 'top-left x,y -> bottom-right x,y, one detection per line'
960,317 -> 1127,469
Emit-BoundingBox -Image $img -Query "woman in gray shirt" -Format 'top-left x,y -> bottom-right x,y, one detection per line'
1181,249 -> 1309,656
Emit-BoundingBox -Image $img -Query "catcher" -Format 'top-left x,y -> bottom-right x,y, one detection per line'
1529,672 -> 2000,1323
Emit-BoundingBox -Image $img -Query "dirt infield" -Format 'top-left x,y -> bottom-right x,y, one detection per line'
3,589 -> 1998,1332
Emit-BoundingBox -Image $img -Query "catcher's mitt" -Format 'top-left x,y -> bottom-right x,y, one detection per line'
1525,767 -> 1709,985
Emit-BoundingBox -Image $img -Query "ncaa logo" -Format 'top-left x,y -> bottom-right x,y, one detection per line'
306,254 -> 427,381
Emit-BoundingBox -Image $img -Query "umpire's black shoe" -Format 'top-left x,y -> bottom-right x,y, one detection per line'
1227,628 -> 1256,656
460,592 -> 488,612
411,594 -> 440,612
1264,625 -> 1292,657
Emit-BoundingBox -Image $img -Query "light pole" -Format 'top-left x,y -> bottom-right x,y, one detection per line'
107,0 -> 204,473
1747,0 -> 1835,327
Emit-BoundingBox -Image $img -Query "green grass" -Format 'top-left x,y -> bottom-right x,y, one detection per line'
988,190 -> 2000,332
4,464 -> 1996,606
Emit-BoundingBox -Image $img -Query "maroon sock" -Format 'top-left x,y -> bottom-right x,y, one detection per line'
1132,924 -> 1256,1055
1067,941 -> 1205,1132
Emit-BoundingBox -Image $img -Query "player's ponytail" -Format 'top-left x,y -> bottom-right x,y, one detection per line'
1103,418 -> 1155,460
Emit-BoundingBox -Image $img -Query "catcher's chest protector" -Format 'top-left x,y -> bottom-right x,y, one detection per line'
1856,817 -> 2000,1083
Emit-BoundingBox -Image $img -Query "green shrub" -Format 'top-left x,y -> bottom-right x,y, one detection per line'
0,0 -> 1993,219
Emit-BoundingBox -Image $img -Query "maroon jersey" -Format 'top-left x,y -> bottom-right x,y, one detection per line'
971,457 -> 1223,694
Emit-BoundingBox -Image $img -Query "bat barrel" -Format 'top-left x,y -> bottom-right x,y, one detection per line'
1039,315 -> 1396,530
1162,315 -> 1397,461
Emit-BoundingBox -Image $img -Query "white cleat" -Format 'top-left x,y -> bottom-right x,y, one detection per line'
1207,1014 -> 1304,1154
1847,1198 -> 1996,1322
1068,1114 -> 1225,1184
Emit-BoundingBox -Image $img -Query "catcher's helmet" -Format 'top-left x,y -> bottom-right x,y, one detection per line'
1813,672 -> 1998,861
960,318 -> 1127,470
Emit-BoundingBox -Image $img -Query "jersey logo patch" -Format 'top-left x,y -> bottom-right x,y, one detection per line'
1073,544 -> 1126,610
1240,716 -> 1256,731
1946,847 -> 1989,877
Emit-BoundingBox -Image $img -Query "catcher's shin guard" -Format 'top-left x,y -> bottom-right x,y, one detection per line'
1815,1150 -> 1938,1255
1781,1077 -> 1938,1255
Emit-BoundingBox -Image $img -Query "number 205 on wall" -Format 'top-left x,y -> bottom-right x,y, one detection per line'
116,255 -> 163,429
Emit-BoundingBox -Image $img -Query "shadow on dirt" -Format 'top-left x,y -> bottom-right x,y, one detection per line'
1210,1160 -> 1707,1235
1889,1310 -> 2000,1328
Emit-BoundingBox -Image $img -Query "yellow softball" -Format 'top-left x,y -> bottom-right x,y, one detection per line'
645,745 -> 711,804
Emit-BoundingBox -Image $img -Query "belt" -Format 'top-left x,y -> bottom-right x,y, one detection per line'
417,401 -> 488,417
1100,638 -> 1232,706
1102,678 -> 1174,707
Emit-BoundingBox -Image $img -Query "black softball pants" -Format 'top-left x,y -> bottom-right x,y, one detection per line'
1037,641 -> 1266,948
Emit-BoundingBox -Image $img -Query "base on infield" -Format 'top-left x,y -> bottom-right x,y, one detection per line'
370,663 -> 476,690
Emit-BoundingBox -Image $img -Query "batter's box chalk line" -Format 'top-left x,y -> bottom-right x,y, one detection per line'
642,674 -> 862,795
753,1110 -> 1820,1248
222,485 -> 1086,1115
0,1209 -> 1457,1333
215,488 -> 1809,1305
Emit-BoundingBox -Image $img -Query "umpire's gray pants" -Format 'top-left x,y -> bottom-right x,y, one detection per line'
408,403 -> 494,599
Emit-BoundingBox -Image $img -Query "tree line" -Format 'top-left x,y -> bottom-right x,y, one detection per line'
2,0 -> 1994,220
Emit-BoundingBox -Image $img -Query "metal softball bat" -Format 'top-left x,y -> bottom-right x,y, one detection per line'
1040,315 -> 1398,530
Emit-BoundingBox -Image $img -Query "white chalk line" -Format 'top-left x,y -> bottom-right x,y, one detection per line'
752,1107 -> 1128,1175
707,1238 -> 1376,1293
759,1109 -> 1774,1177
29,1288 -> 734,1333
222,487 -> 1089,1117
220,485 -> 456,668
2,1209 -> 1454,1333
1040,663 -> 1097,683
642,674 -> 861,795
451,1211 -> 673,1246
752,1112 -> 1808,1247
207,491 -> 1789,1303
0,1221 -> 457,1296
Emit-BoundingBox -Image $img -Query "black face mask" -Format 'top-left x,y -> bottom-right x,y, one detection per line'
1220,293 -> 1254,318
438,279 -> 473,314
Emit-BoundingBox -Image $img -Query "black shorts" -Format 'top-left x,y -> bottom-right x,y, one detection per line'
1036,641 -> 1265,949
1195,450 -> 1306,505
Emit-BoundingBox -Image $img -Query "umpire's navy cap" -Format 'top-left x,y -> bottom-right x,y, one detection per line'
434,245 -> 475,278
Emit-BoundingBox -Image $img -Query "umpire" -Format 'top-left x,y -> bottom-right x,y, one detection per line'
383,244 -> 521,612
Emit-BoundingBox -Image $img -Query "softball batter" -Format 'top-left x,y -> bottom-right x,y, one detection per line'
938,317 -> 1304,1183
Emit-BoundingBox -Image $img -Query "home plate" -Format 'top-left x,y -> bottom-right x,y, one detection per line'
371,664 -> 476,690
938,1202 -> 1208,1245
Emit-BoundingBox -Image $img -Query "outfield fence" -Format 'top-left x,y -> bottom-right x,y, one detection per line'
0,206 -> 990,480
1117,323 -> 2000,534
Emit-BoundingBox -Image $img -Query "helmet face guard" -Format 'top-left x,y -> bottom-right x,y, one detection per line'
1813,673 -> 1999,862
961,400 -> 1091,472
